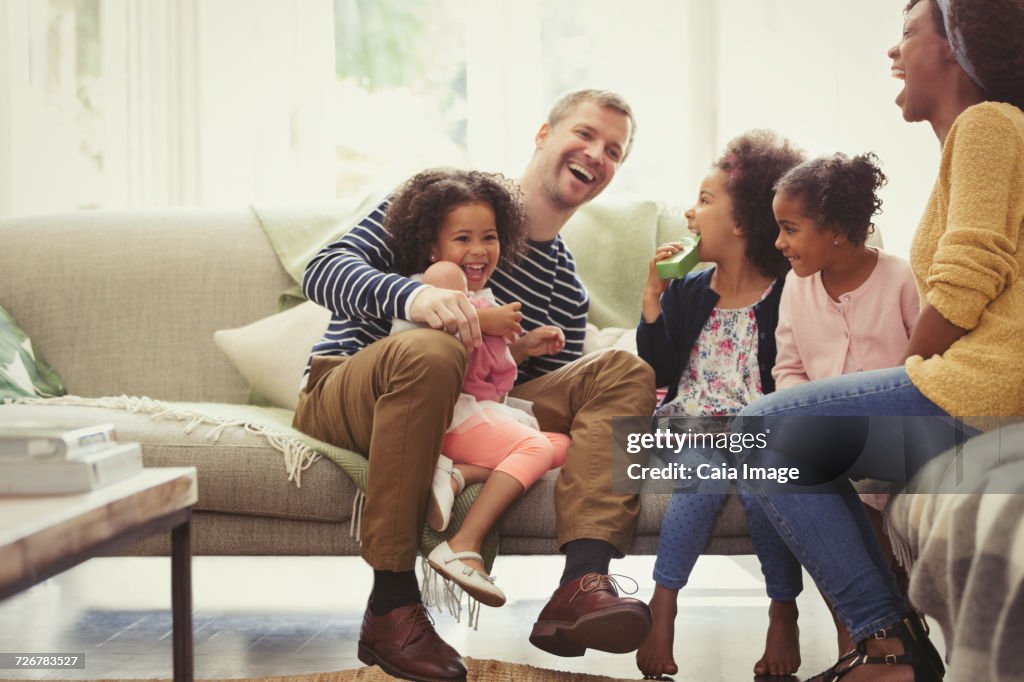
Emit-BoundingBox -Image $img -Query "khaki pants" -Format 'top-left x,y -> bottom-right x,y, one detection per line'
294,329 -> 467,571
294,328 -> 655,571
509,349 -> 655,555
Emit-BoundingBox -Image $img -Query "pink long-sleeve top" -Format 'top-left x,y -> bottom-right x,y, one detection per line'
461,295 -> 518,402
772,249 -> 920,390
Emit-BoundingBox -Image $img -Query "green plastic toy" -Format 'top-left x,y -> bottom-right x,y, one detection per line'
655,234 -> 701,279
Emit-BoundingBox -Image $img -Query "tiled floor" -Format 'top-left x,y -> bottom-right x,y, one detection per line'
0,554 -> 944,681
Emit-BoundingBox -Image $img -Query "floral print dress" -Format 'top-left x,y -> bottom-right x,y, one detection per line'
656,302 -> 764,419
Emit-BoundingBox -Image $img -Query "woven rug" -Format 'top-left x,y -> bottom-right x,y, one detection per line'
3,657 -> 637,682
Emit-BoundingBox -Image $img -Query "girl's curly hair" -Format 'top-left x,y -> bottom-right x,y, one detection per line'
774,153 -> 887,245
906,0 -> 1024,111
384,168 -> 528,277
714,130 -> 806,279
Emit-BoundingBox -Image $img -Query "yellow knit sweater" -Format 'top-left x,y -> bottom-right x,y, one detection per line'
907,102 -> 1024,417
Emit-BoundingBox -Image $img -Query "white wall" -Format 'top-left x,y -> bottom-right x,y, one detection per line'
467,0 -> 941,258
714,0 -> 941,257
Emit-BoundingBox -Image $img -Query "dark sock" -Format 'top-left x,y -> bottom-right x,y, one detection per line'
370,570 -> 420,615
560,539 -> 616,585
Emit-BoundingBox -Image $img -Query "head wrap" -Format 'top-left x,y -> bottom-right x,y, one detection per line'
933,0 -> 986,91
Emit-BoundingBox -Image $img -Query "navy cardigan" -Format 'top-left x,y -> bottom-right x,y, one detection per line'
636,267 -> 785,406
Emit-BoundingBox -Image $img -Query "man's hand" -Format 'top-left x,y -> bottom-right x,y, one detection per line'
511,326 -> 565,363
408,286 -> 482,351
478,302 -> 524,343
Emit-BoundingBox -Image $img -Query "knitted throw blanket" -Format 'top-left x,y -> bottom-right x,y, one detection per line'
888,425 -> 1024,681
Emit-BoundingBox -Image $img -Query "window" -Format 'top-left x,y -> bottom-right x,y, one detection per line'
332,0 -> 468,197
1,0 -> 113,215
47,0 -> 105,206
2,0 -> 934,258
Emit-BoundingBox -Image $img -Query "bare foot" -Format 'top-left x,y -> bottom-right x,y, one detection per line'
753,599 -> 801,677
636,585 -> 679,679
446,536 -> 486,574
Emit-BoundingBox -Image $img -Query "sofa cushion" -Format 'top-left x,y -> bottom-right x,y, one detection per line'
561,200 -> 653,330
0,210 -> 294,403
0,403 -> 355,524
216,306 -> 639,411
499,468 -> 750,539
127,511 -> 363,556
214,301 -> 331,410
0,305 -> 66,400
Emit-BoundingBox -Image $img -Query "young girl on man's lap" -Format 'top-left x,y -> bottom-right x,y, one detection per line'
636,130 -> 805,678
385,168 -> 569,609
771,152 -> 919,653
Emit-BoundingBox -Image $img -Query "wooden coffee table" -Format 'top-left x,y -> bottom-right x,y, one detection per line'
0,467 -> 197,682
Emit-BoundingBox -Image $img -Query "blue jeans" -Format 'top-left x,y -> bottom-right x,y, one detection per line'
652,447 -> 803,600
651,446 -> 802,593
734,367 -> 966,642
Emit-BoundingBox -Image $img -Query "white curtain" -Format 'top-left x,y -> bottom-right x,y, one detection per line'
0,0 -> 335,217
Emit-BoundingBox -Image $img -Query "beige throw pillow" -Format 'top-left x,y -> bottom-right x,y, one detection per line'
214,301 -> 331,410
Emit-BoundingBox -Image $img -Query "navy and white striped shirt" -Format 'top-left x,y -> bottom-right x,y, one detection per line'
302,199 -> 589,383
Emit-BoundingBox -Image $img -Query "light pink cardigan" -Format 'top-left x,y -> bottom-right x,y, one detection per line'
773,249 -> 920,390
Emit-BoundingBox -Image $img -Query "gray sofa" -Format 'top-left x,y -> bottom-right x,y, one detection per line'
0,206 -> 756,557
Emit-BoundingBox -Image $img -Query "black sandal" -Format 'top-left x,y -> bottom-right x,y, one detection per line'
906,611 -> 945,677
909,610 -> 946,675
804,613 -> 944,681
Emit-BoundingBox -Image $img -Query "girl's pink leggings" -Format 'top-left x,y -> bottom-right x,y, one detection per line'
442,409 -> 569,488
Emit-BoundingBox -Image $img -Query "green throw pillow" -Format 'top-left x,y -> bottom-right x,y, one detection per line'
0,305 -> 66,400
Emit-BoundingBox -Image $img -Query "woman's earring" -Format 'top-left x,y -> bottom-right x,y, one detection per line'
833,240 -> 839,246
430,254 -> 436,262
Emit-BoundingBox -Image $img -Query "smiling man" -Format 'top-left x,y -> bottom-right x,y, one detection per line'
292,89 -> 656,682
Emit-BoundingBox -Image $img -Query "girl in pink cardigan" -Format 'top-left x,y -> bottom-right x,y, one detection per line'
771,153 -> 919,391
771,152 -> 920,654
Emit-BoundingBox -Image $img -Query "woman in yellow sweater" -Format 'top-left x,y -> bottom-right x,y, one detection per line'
733,1 -> 1024,680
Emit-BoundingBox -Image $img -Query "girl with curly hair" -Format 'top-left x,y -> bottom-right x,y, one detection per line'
772,153 -> 919,402
384,168 -> 570,610
635,130 -> 806,679
731,0 -> 1024,679
772,152 -> 920,654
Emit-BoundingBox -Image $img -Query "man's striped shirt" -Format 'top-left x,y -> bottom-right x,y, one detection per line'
302,199 -> 588,383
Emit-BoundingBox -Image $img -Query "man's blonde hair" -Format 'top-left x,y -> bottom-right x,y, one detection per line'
547,89 -> 637,161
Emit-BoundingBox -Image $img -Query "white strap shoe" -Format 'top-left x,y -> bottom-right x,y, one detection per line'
426,455 -> 465,532
427,541 -> 506,607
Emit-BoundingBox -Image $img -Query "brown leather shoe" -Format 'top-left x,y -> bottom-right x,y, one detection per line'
357,601 -> 467,681
530,573 -> 652,656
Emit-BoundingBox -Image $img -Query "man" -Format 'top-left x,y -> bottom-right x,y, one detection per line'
294,89 -> 655,682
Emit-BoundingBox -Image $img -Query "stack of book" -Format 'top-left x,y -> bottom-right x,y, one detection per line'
0,422 -> 143,494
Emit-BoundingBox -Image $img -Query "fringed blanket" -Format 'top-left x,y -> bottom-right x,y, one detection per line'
889,425 -> 1024,681
7,394 -> 497,624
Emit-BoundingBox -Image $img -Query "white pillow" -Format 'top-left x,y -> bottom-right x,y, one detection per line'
214,301 -> 331,410
583,324 -> 638,356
